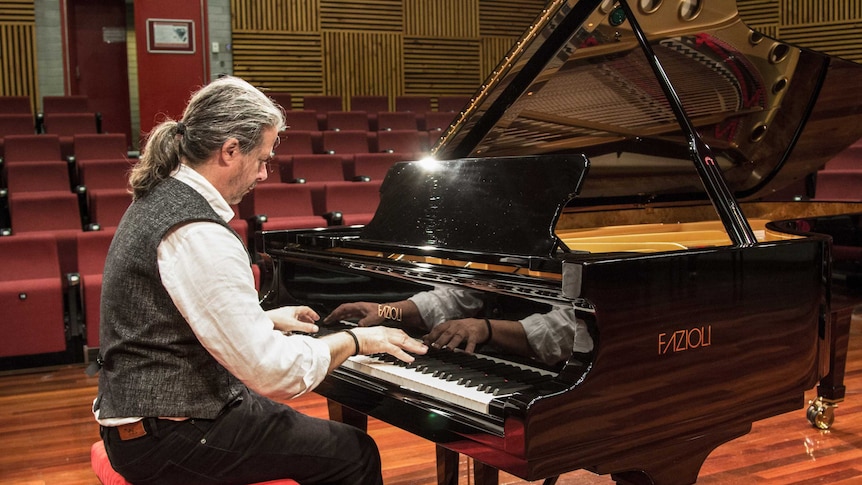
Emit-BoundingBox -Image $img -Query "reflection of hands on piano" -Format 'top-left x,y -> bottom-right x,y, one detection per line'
425,318 -> 536,359
323,300 -> 425,329
423,317 -> 489,354
265,305 -> 320,334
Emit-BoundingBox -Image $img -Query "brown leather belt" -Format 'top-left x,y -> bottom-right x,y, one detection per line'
115,420 -> 148,441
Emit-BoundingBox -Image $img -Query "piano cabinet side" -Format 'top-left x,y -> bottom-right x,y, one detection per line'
501,239 -> 828,481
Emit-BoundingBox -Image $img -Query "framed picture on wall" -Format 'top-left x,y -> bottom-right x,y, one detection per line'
146,19 -> 195,54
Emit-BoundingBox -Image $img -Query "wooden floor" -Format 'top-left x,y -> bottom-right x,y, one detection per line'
2,310 -> 862,485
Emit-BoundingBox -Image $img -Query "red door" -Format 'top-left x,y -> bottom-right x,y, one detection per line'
66,0 -> 132,147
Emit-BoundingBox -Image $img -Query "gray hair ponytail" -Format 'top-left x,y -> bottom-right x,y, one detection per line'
129,76 -> 286,199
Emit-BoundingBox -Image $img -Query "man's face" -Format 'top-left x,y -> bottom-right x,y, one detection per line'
225,127 -> 278,205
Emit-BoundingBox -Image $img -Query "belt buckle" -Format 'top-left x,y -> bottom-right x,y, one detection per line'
116,420 -> 148,440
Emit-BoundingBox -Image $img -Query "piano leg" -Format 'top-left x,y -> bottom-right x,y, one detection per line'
808,302 -> 853,429
435,445 -> 458,485
434,446 -> 499,485
326,399 -> 368,431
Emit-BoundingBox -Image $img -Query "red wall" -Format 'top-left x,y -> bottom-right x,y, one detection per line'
134,0 -> 209,134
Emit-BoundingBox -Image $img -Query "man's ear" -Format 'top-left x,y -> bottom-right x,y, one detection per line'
220,138 -> 241,166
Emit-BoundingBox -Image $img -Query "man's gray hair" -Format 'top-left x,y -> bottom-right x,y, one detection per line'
129,76 -> 286,200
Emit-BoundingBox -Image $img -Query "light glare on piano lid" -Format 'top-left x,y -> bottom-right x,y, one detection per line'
417,156 -> 441,171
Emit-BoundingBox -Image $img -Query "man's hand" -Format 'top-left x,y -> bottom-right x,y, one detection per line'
266,306 -> 320,334
348,326 -> 428,363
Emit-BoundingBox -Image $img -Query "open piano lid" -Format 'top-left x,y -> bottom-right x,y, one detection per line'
431,0 -> 862,205
356,0 -> 862,260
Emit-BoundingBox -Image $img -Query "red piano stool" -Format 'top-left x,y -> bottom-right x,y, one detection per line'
90,440 -> 300,485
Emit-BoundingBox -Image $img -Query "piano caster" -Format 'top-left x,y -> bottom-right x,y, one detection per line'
806,396 -> 838,430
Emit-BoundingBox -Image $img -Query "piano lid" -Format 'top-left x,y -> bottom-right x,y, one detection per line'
432,0 -> 862,203
361,155 -> 589,258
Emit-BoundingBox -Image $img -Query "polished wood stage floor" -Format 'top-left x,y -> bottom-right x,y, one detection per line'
2,310 -> 862,485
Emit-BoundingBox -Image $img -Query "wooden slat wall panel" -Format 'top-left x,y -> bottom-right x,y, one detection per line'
231,0 -> 319,32
231,0 -> 544,104
323,31 -> 402,99
0,0 -> 34,23
320,0 -> 403,31
736,0 -> 779,29
231,32 -> 323,104
403,37 -> 481,95
480,37 -> 519,83
0,24 -> 36,97
779,23 -> 862,62
479,0 -> 546,37
404,0 -> 479,38
0,0 -> 37,109
228,0 -> 862,106
739,0 -> 862,63
781,0 -> 862,25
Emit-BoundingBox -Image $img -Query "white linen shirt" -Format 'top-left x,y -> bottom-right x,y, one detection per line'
145,166 -> 332,402
156,165 -> 331,401
96,166 -> 330,425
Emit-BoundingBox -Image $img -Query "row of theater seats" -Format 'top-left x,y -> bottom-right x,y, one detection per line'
0,95 -> 103,159
284,108 -> 458,133
1,93 -> 455,365
0,139 -> 388,365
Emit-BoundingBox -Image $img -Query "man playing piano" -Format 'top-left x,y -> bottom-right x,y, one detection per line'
91,76 -> 427,485
325,287 -> 593,366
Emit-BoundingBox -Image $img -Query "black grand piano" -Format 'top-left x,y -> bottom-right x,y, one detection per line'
259,0 -> 862,483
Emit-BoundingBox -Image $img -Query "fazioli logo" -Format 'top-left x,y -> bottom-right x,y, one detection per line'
658,325 -> 711,355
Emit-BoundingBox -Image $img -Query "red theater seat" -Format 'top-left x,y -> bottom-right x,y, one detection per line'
73,229 -> 114,348
77,159 -> 133,192
72,133 -> 128,162
284,110 -> 320,132
323,181 -> 381,226
3,134 -> 63,163
424,110 -> 457,133
0,114 -> 37,157
5,160 -> 72,193
376,111 -> 418,131
351,152 -> 408,181
0,96 -> 33,115
436,95 -> 471,113
87,189 -> 133,229
239,183 -> 326,237
290,154 -> 347,183
42,95 -> 89,113
376,130 -> 427,157
325,111 -> 369,131
90,441 -> 299,485
277,130 -> 316,156
350,95 -> 388,114
41,112 -> 101,159
267,91 -> 293,110
302,95 -> 342,114
0,233 -> 67,357
322,130 -> 370,156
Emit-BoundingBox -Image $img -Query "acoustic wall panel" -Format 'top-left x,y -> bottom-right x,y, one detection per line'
231,0 -> 319,32
0,1 -> 37,102
323,31 -> 403,97
232,32 -> 324,98
320,0 -> 403,32
404,0 -> 479,38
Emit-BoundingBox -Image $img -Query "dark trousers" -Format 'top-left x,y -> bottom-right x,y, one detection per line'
100,388 -> 383,485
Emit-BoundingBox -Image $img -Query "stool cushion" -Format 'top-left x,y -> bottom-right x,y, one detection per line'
90,440 -> 299,485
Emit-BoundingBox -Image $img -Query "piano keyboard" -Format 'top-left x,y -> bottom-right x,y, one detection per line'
340,348 -> 556,415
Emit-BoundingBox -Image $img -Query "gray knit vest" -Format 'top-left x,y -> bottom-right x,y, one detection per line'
95,177 -> 247,419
